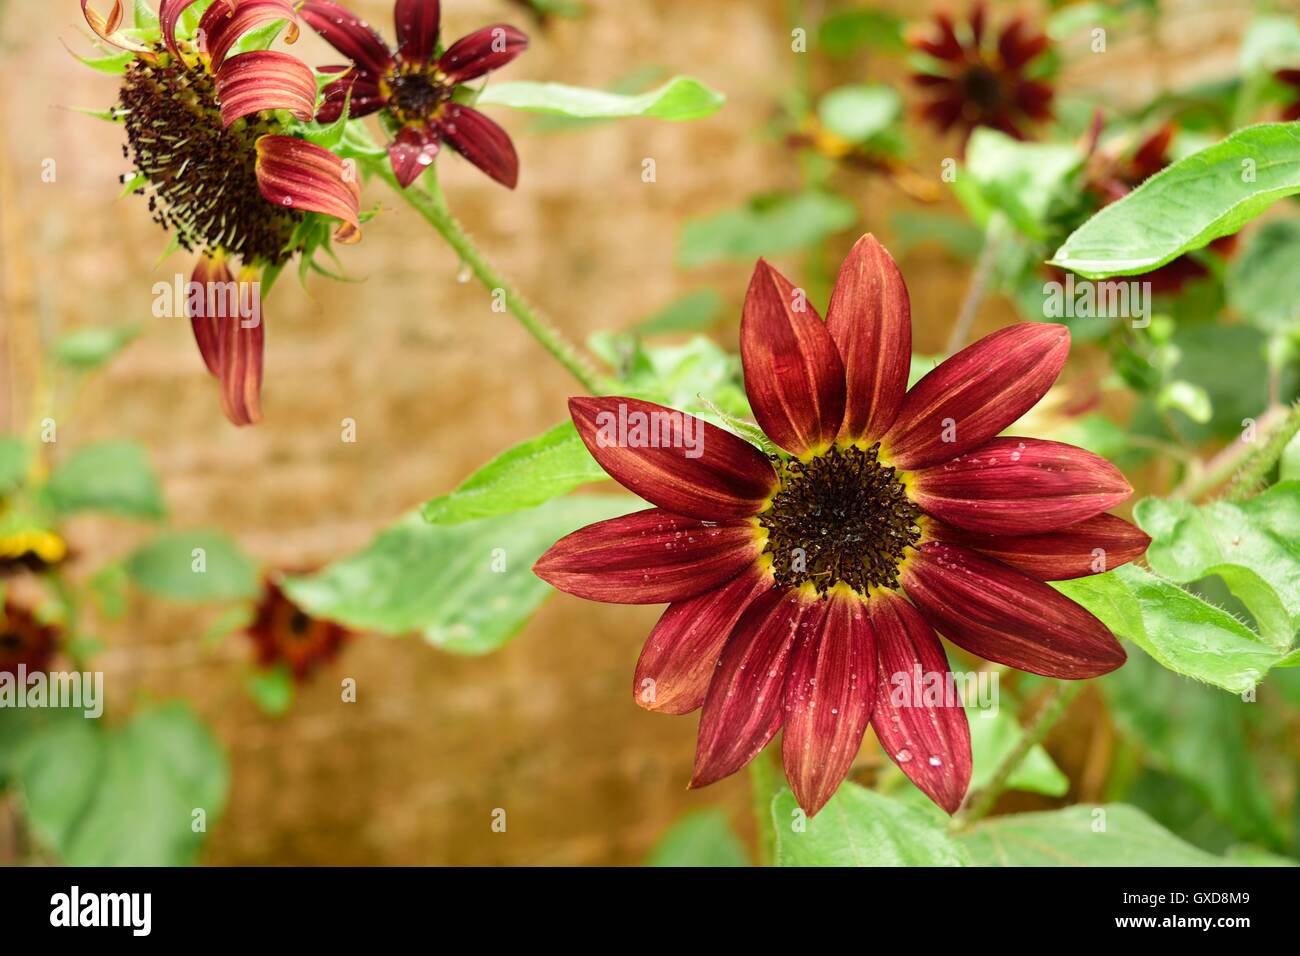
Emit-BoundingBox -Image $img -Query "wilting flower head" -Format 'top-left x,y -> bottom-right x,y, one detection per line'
909,2 -> 1053,147
0,601 -> 59,676
247,577 -> 351,680
79,1 -> 364,425
301,0 -> 528,188
1084,122 -> 1237,294
534,235 -> 1148,816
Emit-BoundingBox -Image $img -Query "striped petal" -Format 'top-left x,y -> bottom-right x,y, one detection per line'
909,437 -> 1132,535
388,123 -> 442,188
438,24 -> 529,83
215,51 -> 316,127
740,259 -> 846,456
316,65 -> 386,123
82,0 -> 150,51
394,0 -> 441,64
883,323 -> 1069,470
255,135 -> 362,243
532,508 -> 762,605
826,234 -> 912,443
633,565 -> 770,715
215,265 -> 265,427
160,0 -> 214,59
200,0 -> 299,71
869,591 -> 971,814
569,396 -> 777,521
782,591 -> 876,816
902,541 -> 1126,679
438,105 -> 520,189
187,252 -> 228,376
925,514 -> 1150,581
299,0 -> 394,76
691,588 -> 814,789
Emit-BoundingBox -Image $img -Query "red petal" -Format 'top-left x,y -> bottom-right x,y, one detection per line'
200,0 -> 299,71
388,123 -> 442,188
255,135 -> 362,243
394,0 -> 441,65
187,253 -> 227,376
1014,79 -> 1054,120
160,0 -> 212,59
690,588 -> 812,789
214,266 -> 264,427
883,323 -> 1069,470
299,0 -> 394,75
781,591 -> 875,816
902,541 -> 1127,679
913,12 -> 965,61
998,19 -> 1049,70
920,93 -> 966,133
438,24 -> 529,83
316,66 -> 386,123
82,0 -> 149,51
740,259 -> 846,456
969,2 -> 987,45
569,396 -> 777,520
826,234 -> 912,443
926,514 -> 1150,581
215,51 -> 316,127
869,591 -> 971,814
438,105 -> 519,189
634,565 -> 770,715
532,508 -> 762,605
909,437 -> 1132,535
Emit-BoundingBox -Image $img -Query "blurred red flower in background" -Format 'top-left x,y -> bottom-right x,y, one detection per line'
0,601 -> 58,676
247,578 -> 352,681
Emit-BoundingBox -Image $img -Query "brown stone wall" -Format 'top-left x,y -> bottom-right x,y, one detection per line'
0,0 -> 1255,864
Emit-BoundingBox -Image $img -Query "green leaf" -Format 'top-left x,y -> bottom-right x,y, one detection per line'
1055,564 -> 1282,693
1227,219 -> 1300,334
88,562 -> 130,621
968,706 -> 1069,797
125,530 -> 260,602
1136,485 -> 1300,650
816,84 -> 900,144
1239,16 -> 1300,73
1156,380 -> 1212,425
889,211 -> 984,261
72,50 -> 136,74
771,783 -> 970,866
966,129 -> 1083,240
230,18 -> 286,56
53,324 -> 141,370
476,77 -> 725,121
283,495 -> 638,655
959,804 -> 1231,866
1282,430 -> 1300,483
133,0 -> 159,30
587,334 -> 751,422
1050,123 -> 1300,279
635,289 -> 723,336
41,441 -> 165,520
246,666 -> 294,716
421,423 -> 607,525
679,191 -> 857,268
9,702 -> 227,866
0,435 -> 30,494
817,9 -> 906,56
645,810 -> 749,867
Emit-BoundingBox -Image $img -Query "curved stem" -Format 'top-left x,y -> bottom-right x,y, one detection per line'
952,681 -> 1083,831
1173,403 -> 1295,501
1223,402 -> 1300,502
945,218 -> 1004,355
372,162 -> 610,394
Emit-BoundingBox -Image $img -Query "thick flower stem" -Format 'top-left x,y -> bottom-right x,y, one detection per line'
1223,402 -> 1300,502
1173,402 -> 1298,501
372,163 -> 611,394
951,680 -> 1084,831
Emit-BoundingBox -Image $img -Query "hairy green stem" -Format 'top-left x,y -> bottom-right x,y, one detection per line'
372,163 -> 610,394
952,681 -> 1084,830
1174,403 -> 1296,501
1223,402 -> 1300,502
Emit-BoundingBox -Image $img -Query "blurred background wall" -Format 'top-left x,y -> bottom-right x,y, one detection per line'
0,0 -> 1259,864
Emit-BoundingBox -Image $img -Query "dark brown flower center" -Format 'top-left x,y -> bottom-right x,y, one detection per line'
959,63 -> 1005,112
0,632 -> 23,652
385,65 -> 453,124
118,48 -> 302,264
288,610 -> 312,637
758,443 -> 921,596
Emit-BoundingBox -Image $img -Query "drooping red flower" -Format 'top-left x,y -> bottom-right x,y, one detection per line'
534,235 -> 1148,816
300,0 -> 528,188
80,1 -> 363,425
0,601 -> 59,676
909,2 -> 1054,147
1084,122 -> 1238,294
246,577 -> 351,681
1277,69 -> 1300,121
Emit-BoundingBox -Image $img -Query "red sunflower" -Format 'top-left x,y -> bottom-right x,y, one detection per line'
247,578 -> 351,681
534,235 -> 1148,816
910,2 -> 1054,147
300,0 -> 528,188
80,1 -> 363,426
0,601 -> 59,676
